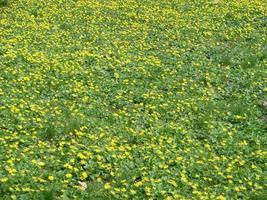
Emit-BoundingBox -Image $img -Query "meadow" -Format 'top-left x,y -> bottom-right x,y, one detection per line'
0,0 -> 266,199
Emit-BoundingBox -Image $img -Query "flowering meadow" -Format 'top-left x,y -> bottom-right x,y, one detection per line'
0,0 -> 266,199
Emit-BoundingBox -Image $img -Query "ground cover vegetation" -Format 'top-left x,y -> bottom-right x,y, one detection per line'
0,0 -> 266,199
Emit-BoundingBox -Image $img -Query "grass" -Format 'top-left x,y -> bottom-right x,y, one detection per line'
0,0 -> 266,199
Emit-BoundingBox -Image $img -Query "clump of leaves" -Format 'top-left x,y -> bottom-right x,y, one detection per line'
0,0 -> 8,6
42,190 -> 55,200
39,124 -> 58,141
62,117 -> 84,134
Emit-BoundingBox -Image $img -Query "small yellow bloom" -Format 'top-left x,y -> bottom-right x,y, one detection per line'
77,153 -> 86,160
80,172 -> 88,180
38,162 -> 45,167
235,186 -> 240,192
0,177 -> 8,183
165,196 -> 172,200
31,159 -> 37,164
11,106 -> 19,113
239,160 -> 245,166
104,183 -> 111,190
168,180 -> 178,187
65,173 -> 72,179
48,176 -> 54,181
134,181 -> 143,187
251,164 -> 256,169
216,195 -> 226,200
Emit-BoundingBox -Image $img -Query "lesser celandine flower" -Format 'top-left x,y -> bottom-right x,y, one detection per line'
48,176 -> 54,181
65,173 -> 72,179
104,183 -> 111,190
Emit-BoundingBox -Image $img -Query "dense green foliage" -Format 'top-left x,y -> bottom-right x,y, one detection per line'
0,0 -> 8,6
0,0 -> 266,199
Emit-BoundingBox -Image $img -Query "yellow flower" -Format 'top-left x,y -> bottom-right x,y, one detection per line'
165,196 -> 172,200
65,173 -> 72,179
134,181 -> 143,187
168,179 -> 178,187
80,172 -> 88,180
0,177 -> 8,183
38,162 -> 45,167
104,183 -> 111,190
216,195 -> 226,200
251,164 -> 257,169
239,160 -> 245,166
11,106 -> 19,113
77,153 -> 86,160
235,186 -> 240,192
48,176 -> 54,181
